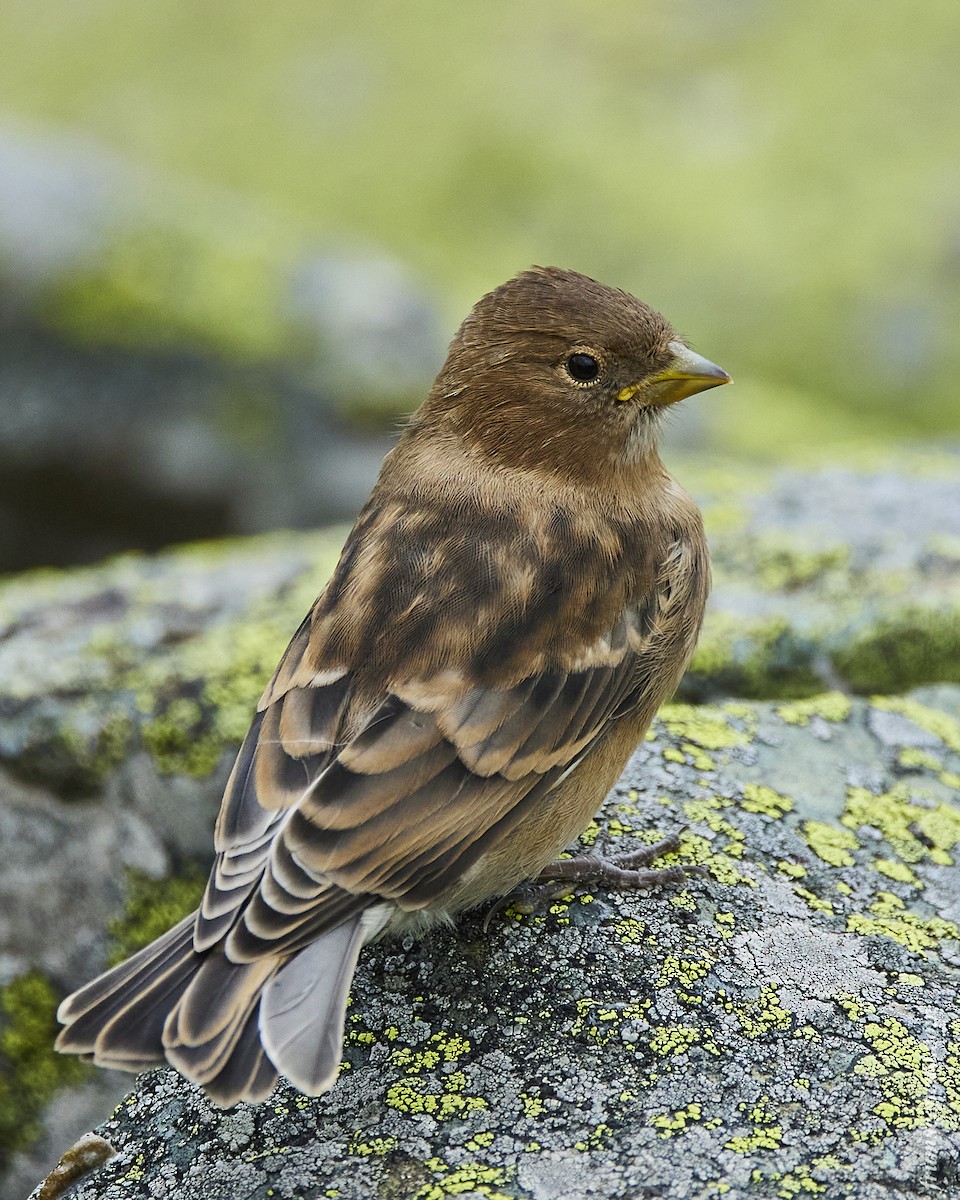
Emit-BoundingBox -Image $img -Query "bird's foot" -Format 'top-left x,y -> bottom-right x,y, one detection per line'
483,830 -> 702,928
532,829 -> 705,895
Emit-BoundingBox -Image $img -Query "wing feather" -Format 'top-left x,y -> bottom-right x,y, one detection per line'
193,517 -> 696,967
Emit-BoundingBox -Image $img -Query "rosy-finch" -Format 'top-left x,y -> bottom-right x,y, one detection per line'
57,266 -> 729,1106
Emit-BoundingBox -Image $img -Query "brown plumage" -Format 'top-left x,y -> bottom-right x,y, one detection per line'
56,266 -> 729,1106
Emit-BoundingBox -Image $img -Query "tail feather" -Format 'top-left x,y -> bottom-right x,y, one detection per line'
57,913 -> 196,1027
56,904 -> 388,1107
163,956 -> 277,1086
260,908 -> 388,1096
202,1007 -> 278,1107
170,953 -> 276,1048
56,914 -> 198,1065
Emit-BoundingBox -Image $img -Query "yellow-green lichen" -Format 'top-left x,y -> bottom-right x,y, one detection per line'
835,994 -> 876,1023
657,703 -> 750,752
724,1095 -> 784,1153
776,692 -> 852,726
714,911 -> 736,939
792,885 -> 834,914
773,1165 -> 827,1196
520,1093 -> 546,1119
616,918 -> 647,944
411,1161 -> 514,1200
721,984 -> 793,1040
391,1032 -> 472,1075
853,1017 -> 953,1131
0,973 -> 89,1167
385,1033 -> 487,1120
573,1122 -> 612,1152
385,1078 -> 487,1120
655,955 -> 714,989
846,891 -> 959,956
349,1134 -> 398,1156
571,997 -> 649,1047
650,1102 -> 723,1140
872,858 -> 920,886
677,829 -> 756,887
898,747 -> 942,772
740,784 -> 794,817
802,820 -> 860,867
648,1024 -> 721,1058
842,785 -> 960,867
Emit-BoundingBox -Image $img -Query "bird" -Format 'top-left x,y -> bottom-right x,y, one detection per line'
56,266 -> 730,1107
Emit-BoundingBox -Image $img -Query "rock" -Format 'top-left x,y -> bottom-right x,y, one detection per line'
25,685 -> 960,1200
0,451 -> 956,1198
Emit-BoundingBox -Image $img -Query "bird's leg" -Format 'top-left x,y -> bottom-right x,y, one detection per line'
484,830 -> 701,928
532,829 -> 701,894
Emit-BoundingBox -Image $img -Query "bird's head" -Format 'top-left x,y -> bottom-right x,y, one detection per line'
421,266 -> 730,484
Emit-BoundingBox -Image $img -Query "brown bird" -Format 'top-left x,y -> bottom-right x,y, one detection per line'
56,266 -> 729,1106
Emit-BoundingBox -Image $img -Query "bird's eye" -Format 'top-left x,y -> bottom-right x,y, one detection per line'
566,352 -> 601,384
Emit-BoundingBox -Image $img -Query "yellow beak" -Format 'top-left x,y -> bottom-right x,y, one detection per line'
617,340 -> 731,407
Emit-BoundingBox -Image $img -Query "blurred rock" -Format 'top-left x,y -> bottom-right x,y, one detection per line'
0,124 -> 445,572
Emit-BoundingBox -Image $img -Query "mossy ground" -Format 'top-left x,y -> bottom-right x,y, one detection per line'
0,974 -> 88,1173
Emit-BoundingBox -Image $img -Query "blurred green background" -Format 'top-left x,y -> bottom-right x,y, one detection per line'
0,0 -> 957,571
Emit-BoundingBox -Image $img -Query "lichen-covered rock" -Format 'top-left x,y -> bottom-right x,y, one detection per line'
28,686 -> 960,1200
688,449 -> 960,699
2,451 -> 958,1198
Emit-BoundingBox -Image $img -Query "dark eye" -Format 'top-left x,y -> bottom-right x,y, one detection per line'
566,352 -> 601,384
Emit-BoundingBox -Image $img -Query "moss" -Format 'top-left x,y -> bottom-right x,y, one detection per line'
130,536 -> 342,778
45,218 -> 295,362
683,614 -> 824,702
833,606 -> 960,694
107,867 -> 207,964
9,709 -> 134,799
725,533 -> 849,594
0,973 -> 89,1169
37,1133 -> 116,1200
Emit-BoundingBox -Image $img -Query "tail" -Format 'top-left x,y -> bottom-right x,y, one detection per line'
56,909 -> 384,1106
